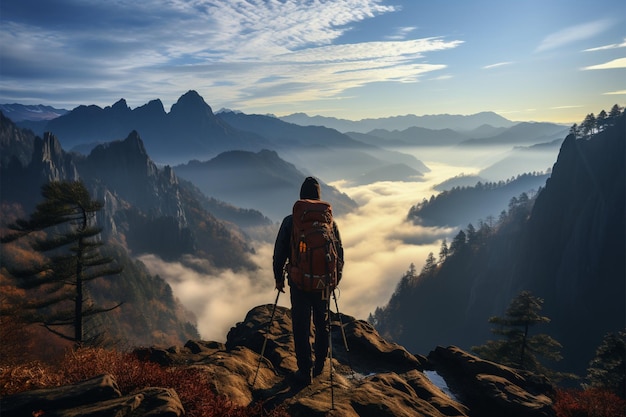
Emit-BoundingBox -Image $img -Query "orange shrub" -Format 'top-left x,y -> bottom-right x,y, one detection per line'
0,362 -> 63,395
554,388 -> 626,417
1,347 -> 288,417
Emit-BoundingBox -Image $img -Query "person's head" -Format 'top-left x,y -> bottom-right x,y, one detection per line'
300,176 -> 321,200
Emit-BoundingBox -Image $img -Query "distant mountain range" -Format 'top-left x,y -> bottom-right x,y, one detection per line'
216,110 -> 429,183
0,103 -> 68,121
5,92 -> 568,185
7,92 -> 431,185
0,92 -> 573,228
279,111 -> 518,133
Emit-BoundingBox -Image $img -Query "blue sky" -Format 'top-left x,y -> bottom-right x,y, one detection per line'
1,0 -> 624,123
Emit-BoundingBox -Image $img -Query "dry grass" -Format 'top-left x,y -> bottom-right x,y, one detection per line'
1,347 -> 288,417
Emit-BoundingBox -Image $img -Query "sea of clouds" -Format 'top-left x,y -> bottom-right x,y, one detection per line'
139,160 -> 470,342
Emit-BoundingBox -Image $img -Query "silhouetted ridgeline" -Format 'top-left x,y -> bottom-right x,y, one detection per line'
373,112 -> 625,377
38,91 -> 267,160
17,91 -> 430,185
408,172 -> 550,227
174,149 -> 358,221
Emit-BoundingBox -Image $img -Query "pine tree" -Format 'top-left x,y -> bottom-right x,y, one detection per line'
438,239 -> 449,262
581,113 -> 597,137
466,223 -> 477,245
586,330 -> 626,398
472,291 -> 566,379
608,104 -> 623,120
421,252 -> 436,274
449,230 -> 466,254
596,110 -> 608,132
2,181 -> 122,346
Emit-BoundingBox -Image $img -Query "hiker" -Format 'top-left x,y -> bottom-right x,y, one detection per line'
273,176 -> 344,386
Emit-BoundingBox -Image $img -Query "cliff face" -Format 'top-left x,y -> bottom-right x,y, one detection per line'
0,111 -> 36,167
520,115 -> 626,371
78,131 -> 187,227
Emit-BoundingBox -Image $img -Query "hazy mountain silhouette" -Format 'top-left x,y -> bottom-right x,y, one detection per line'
0,103 -> 68,121
280,111 -> 515,133
347,122 -> 566,150
38,91 -> 269,163
217,110 -> 430,183
478,139 -> 562,181
354,126 -> 469,147
458,122 -> 569,146
373,112 -> 626,376
174,149 -> 358,222
22,92 -> 429,184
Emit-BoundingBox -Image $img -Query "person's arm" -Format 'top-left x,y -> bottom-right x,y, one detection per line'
273,216 -> 292,291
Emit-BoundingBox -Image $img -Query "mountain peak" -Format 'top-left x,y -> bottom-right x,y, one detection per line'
171,90 -> 214,116
123,130 -> 148,155
110,98 -> 130,112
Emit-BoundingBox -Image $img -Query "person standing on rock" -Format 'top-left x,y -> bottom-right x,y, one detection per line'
273,176 -> 344,386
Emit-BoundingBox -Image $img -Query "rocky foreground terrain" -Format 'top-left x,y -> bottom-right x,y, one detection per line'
2,304 -> 555,416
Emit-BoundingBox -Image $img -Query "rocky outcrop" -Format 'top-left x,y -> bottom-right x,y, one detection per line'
428,346 -> 555,417
135,305 -> 553,416
2,305 -> 556,416
0,374 -> 184,417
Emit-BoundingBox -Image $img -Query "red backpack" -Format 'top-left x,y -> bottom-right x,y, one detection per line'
289,199 -> 339,292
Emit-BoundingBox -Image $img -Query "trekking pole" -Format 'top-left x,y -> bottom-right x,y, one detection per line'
326,286 -> 335,410
251,289 -> 281,388
332,289 -> 355,378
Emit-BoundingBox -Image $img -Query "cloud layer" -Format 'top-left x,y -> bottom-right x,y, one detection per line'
139,158 -> 465,342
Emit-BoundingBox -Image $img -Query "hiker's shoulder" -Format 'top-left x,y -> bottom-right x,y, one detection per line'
279,214 -> 293,229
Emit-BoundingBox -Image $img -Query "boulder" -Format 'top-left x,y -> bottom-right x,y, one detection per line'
427,345 -> 555,417
0,374 -> 184,417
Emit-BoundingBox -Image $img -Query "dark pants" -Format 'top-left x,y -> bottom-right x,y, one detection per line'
290,286 -> 329,375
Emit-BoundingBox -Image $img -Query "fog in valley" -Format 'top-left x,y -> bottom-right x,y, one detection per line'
140,144 -> 560,342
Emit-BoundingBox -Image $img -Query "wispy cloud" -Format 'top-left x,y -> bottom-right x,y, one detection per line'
386,26 -> 418,40
603,90 -> 626,95
550,105 -> 583,110
584,38 -> 626,52
582,57 -> 626,70
483,62 -> 513,70
0,0 -> 463,110
535,19 -> 614,52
